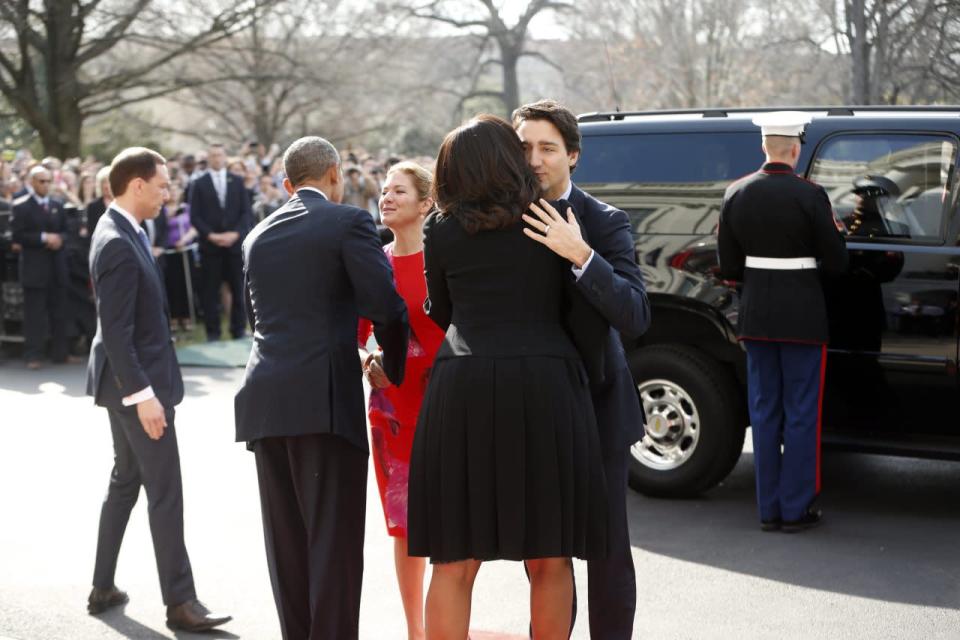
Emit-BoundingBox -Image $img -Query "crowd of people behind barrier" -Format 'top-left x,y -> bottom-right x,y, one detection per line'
0,142 -> 430,358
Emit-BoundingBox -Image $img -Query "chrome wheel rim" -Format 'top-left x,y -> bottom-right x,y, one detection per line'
632,378 -> 701,471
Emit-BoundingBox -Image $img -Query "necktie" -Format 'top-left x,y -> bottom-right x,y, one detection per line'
137,228 -> 152,257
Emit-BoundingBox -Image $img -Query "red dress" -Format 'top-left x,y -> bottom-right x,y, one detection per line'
358,245 -> 445,537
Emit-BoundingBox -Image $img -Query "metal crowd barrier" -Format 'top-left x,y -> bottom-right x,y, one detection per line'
162,242 -> 199,325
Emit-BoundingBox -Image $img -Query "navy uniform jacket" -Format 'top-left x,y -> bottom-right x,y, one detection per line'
569,184 -> 651,446
86,210 -> 184,411
717,162 -> 848,344
235,190 -> 409,451
11,194 -> 68,288
188,171 -> 253,254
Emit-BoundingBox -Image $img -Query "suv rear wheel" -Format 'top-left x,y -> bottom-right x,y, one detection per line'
628,344 -> 746,497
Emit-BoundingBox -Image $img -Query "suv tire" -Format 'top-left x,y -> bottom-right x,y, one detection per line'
627,344 -> 746,497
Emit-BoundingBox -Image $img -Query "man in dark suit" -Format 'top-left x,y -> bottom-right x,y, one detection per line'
515,100 -> 651,640
86,147 -> 231,632
11,166 -> 70,368
84,165 -> 113,234
235,136 -> 409,639
189,143 -> 252,341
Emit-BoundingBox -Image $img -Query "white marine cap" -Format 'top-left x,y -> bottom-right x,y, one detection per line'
751,111 -> 813,137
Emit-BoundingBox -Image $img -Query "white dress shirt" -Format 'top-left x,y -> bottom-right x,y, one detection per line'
211,168 -> 228,206
107,204 -> 157,407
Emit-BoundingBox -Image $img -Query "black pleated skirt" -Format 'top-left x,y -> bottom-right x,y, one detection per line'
407,355 -> 608,563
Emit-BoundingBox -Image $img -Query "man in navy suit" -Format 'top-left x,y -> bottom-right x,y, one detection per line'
86,147 -> 231,632
11,166 -> 70,368
515,99 -> 651,640
189,143 -> 252,341
236,136 -> 408,639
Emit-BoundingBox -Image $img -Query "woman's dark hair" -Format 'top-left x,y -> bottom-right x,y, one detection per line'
433,114 -> 540,234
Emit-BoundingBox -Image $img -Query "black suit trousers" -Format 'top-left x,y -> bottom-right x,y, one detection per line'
586,368 -> 638,640
22,285 -> 67,361
254,434 -> 368,640
199,247 -> 245,339
92,407 -> 196,606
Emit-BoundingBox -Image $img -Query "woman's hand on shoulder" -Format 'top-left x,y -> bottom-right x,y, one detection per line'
522,198 -> 593,268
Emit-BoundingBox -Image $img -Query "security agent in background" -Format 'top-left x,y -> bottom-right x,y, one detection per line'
11,166 -> 71,368
717,111 -> 848,533
189,143 -> 253,342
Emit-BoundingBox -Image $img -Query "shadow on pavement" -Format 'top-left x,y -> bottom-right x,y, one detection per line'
0,362 -> 240,400
0,362 -> 91,398
94,607 -> 241,640
627,450 -> 960,609
173,629 -> 240,639
94,607 -> 167,639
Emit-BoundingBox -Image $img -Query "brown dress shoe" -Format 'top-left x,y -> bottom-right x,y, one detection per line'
166,599 -> 232,632
87,586 -> 129,615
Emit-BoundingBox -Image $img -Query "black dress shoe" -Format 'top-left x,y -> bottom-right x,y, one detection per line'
87,586 -> 129,615
166,599 -> 232,632
760,518 -> 782,532
782,508 -> 823,533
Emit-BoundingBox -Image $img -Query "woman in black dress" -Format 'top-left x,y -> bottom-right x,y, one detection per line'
407,115 -> 607,639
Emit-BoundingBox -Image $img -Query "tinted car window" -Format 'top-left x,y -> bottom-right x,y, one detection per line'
576,132 -> 762,235
808,133 -> 957,242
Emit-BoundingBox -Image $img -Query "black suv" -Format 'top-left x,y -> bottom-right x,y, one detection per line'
576,106 -> 960,497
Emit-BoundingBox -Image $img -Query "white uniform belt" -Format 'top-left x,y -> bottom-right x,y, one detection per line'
744,256 -> 817,270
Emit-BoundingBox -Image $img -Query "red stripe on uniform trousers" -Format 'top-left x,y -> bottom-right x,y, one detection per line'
816,344 -> 827,493
738,335 -> 826,346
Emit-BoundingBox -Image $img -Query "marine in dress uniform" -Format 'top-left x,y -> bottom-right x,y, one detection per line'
717,112 -> 848,532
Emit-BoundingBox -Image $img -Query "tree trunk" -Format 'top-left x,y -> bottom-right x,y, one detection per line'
500,45 -> 521,117
46,102 -> 83,158
38,0 -> 84,157
847,0 -> 872,104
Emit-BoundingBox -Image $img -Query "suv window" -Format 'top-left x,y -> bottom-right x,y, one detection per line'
808,133 -> 957,242
577,132 -> 762,235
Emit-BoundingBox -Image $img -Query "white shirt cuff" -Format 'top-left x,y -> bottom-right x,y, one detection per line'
571,250 -> 595,281
40,232 -> 47,243
122,386 -> 155,406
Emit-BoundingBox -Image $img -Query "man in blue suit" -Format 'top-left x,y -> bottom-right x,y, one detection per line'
189,143 -> 253,341
86,147 -> 231,632
235,136 -> 409,639
515,99 -> 651,640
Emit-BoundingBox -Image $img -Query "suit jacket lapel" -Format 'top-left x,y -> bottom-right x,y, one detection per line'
568,184 -> 587,214
109,209 -> 171,315
204,173 -> 224,213
33,199 -> 51,230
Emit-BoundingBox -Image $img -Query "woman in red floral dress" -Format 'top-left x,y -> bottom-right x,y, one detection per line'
358,161 -> 444,640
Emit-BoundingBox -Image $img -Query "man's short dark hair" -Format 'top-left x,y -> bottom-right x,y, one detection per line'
512,99 -> 582,172
109,147 -> 166,197
283,137 -> 340,187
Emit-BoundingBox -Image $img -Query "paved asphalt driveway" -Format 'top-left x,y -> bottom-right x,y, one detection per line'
0,362 -> 957,639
